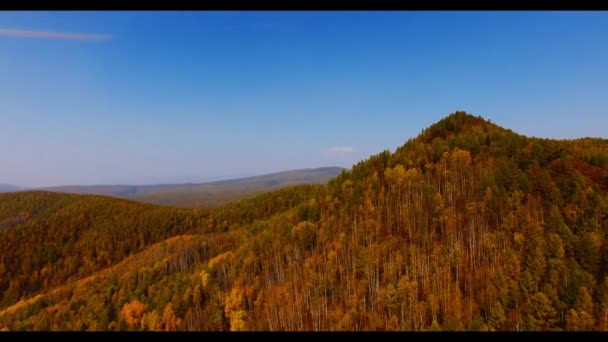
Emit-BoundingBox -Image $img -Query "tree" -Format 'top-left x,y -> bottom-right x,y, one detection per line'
488,301 -> 506,331
527,292 -> 558,331
225,284 -> 248,331
141,311 -> 160,331
161,303 -> 181,331
291,221 -> 318,251
120,300 -> 146,329
566,287 -> 595,331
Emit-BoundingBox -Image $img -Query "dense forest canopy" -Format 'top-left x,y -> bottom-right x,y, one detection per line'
1,111 -> 608,331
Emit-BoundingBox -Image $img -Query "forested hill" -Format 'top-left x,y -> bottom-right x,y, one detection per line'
2,111 -> 608,331
0,185 -> 320,313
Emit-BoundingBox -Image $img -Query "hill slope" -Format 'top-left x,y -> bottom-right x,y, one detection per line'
41,167 -> 343,208
2,111 -> 608,331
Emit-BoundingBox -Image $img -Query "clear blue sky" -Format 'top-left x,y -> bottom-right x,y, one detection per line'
1,11 -> 607,187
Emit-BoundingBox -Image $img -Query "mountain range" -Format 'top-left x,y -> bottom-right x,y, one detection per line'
38,167 -> 344,208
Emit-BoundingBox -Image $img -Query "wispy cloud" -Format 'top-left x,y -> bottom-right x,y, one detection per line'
0,28 -> 112,41
326,146 -> 355,156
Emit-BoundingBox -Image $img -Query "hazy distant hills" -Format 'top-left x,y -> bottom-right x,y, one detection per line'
0,184 -> 20,193
39,184 -> 138,197
40,167 -> 344,208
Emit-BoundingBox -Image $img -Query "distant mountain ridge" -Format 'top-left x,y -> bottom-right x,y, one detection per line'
0,184 -> 20,193
40,167 -> 345,208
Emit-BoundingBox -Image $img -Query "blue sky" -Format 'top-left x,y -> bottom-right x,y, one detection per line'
1,11 -> 607,187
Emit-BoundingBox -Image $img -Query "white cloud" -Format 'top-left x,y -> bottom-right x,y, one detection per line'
326,146 -> 355,156
0,28 -> 112,41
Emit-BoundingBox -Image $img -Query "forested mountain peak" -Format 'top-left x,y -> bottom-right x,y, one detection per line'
333,111 -> 608,199
421,111 -> 504,140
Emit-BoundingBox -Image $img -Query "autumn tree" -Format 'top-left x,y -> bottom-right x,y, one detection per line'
120,300 -> 147,329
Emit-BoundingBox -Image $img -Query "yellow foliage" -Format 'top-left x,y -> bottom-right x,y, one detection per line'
201,271 -> 210,289
207,251 -> 235,271
120,300 -> 147,328
451,149 -> 472,167
225,285 -> 248,331
161,303 -> 181,331
341,179 -> 354,196
479,324 -> 493,331
391,165 -> 407,187
225,285 -> 244,315
229,309 -> 247,331
141,311 -> 160,331
514,232 -> 525,245
405,167 -> 421,182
